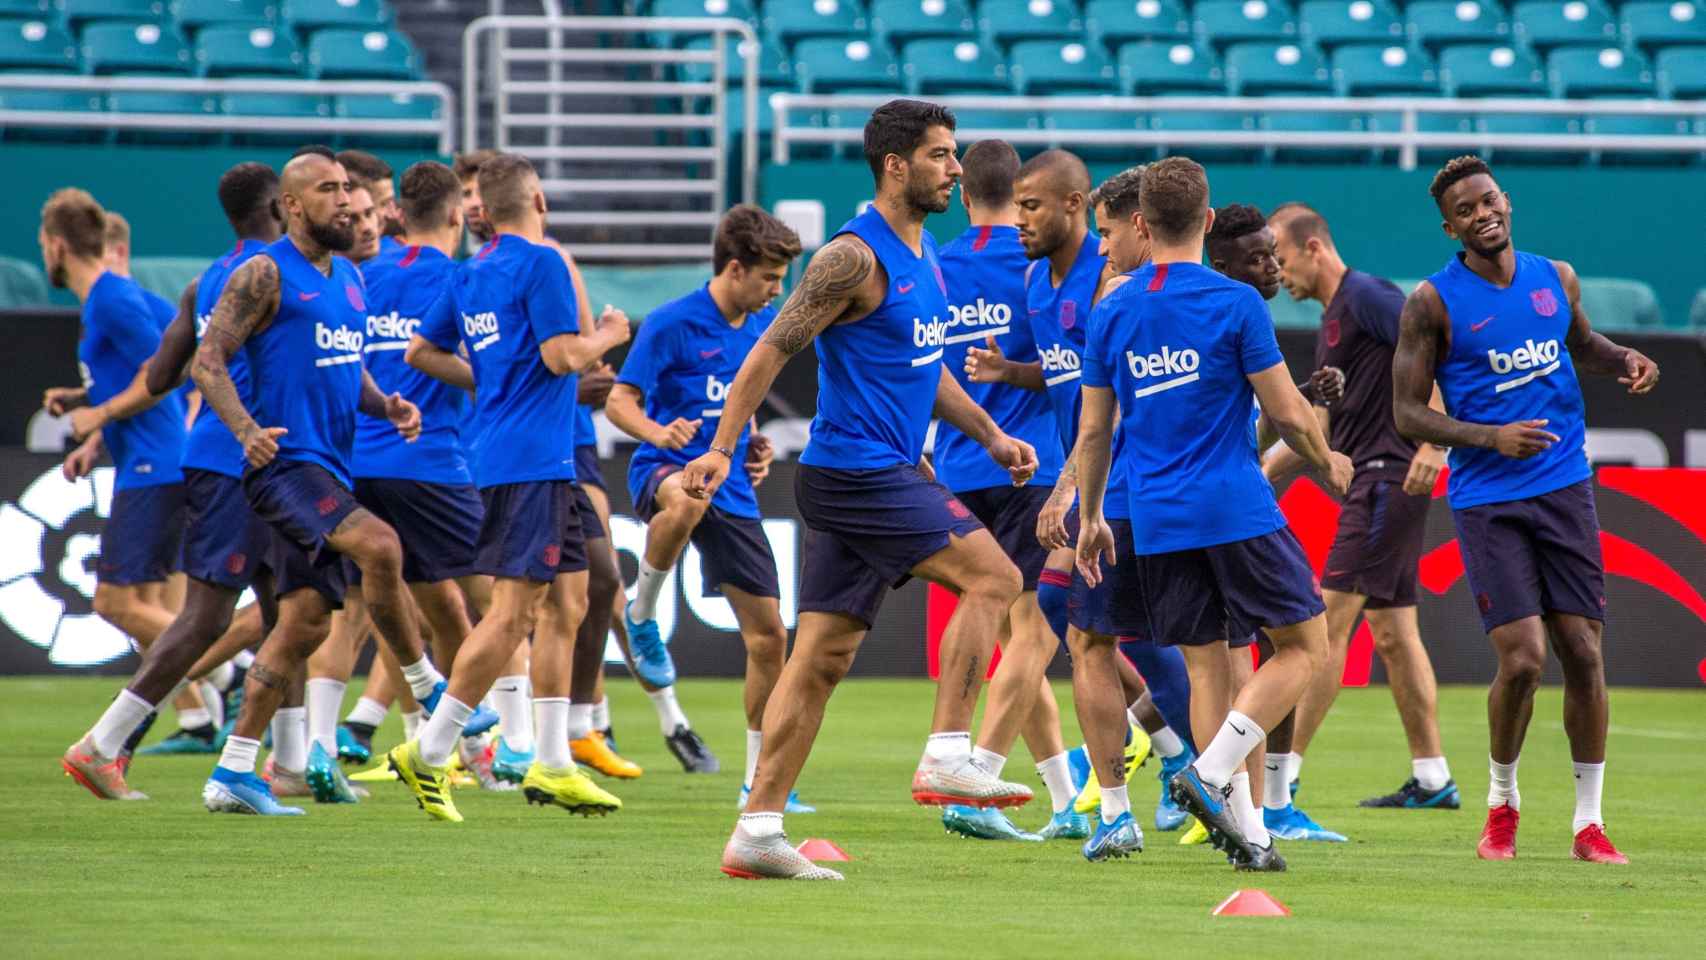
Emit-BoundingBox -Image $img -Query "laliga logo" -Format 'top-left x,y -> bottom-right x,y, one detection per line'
314,321 -> 363,353
366,311 -> 420,341
913,315 -> 951,349
1487,338 -> 1561,375
948,299 -> 1012,328
705,374 -> 729,403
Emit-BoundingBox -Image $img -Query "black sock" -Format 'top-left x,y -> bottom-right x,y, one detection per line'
121,710 -> 159,755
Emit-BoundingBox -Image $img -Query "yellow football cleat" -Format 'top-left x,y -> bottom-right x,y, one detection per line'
571,730 -> 642,779
521,762 -> 622,816
1179,817 -> 1210,845
1072,724 -> 1154,815
1074,767 -> 1101,815
348,761 -> 399,783
387,741 -> 462,823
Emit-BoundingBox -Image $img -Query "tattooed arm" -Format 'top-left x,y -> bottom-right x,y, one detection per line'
1557,260 -> 1659,392
192,255 -> 282,467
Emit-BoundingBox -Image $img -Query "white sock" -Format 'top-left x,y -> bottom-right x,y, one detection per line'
630,558 -> 669,621
535,697 -> 571,768
744,729 -> 763,789
345,696 -> 387,728
647,686 -> 689,735
1100,783 -> 1131,825
1195,711 -> 1265,788
400,657 -> 445,702
177,707 -> 212,730
568,702 -> 594,741
1572,761 -> 1604,834
1231,771 -> 1271,847
418,696 -> 473,768
206,661 -> 235,691
1037,752 -> 1075,814
1125,706 -> 1141,729
739,811 -> 783,838
90,688 -> 155,757
232,649 -> 255,670
1263,752 -> 1298,810
401,708 -> 426,742
218,735 -> 261,774
1413,755 -> 1451,791
923,731 -> 972,764
1150,725 -> 1185,759
971,746 -> 1006,779
1290,752 -> 1304,783
490,675 -> 532,752
270,706 -> 307,774
592,696 -> 611,731
305,678 -> 345,758
1488,756 -> 1521,810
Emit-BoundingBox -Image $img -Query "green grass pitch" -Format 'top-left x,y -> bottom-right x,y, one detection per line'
3,677 -> 1701,957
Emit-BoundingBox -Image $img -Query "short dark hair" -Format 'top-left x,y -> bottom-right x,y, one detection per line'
1206,203 -> 1267,254
1429,155 -> 1494,209
217,162 -> 280,228
399,161 -> 461,231
336,149 -> 393,192
959,140 -> 1020,209
453,149 -> 499,183
1138,157 -> 1209,245
1268,201 -> 1332,248
1016,148 -> 1091,196
476,153 -> 539,225
40,188 -> 106,259
863,98 -> 955,182
1089,165 -> 1145,220
712,204 -> 803,274
290,144 -> 337,162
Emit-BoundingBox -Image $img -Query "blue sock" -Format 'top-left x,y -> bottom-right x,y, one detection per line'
1119,639 -> 1195,754
1036,569 -> 1072,653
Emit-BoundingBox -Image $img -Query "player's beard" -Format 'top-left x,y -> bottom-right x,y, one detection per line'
905,175 -> 951,216
46,256 -> 67,289
305,212 -> 356,253
467,216 -> 494,243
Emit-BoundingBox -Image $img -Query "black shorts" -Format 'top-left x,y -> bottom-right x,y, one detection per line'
1136,527 -> 1325,647
345,478 -> 483,586
1321,470 -> 1430,609
97,482 -> 184,586
574,445 -> 605,492
475,481 -> 590,582
243,459 -> 355,608
634,463 -> 779,599
1067,517 -> 1145,638
177,469 -> 272,590
956,484 -> 1052,591
1451,479 -> 1605,632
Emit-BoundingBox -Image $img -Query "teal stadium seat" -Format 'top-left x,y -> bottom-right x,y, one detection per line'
1009,39 -> 1117,93
951,100 -> 1040,134
1225,40 -> 1330,92
55,0 -> 165,29
869,0 -> 975,44
307,28 -> 414,79
762,0 -> 866,45
1118,40 -> 1224,93
1333,43 -> 1439,94
281,0 -> 385,31
1511,2 -> 1617,53
1549,45 -> 1655,97
1149,93 -> 1260,161
1438,43 -> 1544,94
1043,99 -> 1145,160
222,90 -> 330,142
0,256 -> 51,308
196,24 -> 302,75
1085,0 -> 1191,47
901,38 -> 1008,92
793,36 -> 901,92
1478,100 -> 1582,165
645,0 -> 756,48
1299,0 -> 1404,51
0,0 -> 52,17
336,90 -> 438,147
679,34 -> 791,87
1406,1 -> 1511,53
1192,0 -> 1299,51
1578,277 -> 1663,328
1621,1 -> 1706,55
81,21 -> 191,73
1656,45 -> 1706,97
721,86 -> 785,141
0,17 -> 76,69
172,0 -> 277,31
977,0 -> 1083,47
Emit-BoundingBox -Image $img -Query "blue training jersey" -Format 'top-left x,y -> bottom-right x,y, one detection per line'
1427,251 -> 1591,509
352,243 -> 470,485
934,224 -> 1064,492
243,237 -> 367,486
618,283 -> 773,518
575,404 -> 597,450
79,272 -> 185,490
420,233 -> 581,489
799,207 -> 951,470
183,240 -> 267,477
1084,261 -> 1289,553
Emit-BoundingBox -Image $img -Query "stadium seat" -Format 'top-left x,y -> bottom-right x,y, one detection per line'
1085,0 -> 1191,47
721,85 -> 787,140
1621,2 -> 1706,55
306,28 -> 414,79
901,37 -> 1008,92
223,89 -> 322,144
1579,277 -> 1663,327
1117,40 -> 1225,93
281,0 -> 385,31
1549,45 -> 1655,97
1192,0 -> 1299,50
951,101 -> 1040,134
644,0 -> 757,47
1511,2 -> 1617,53
1044,101 -> 1146,160
0,17 -> 76,69
1478,97 -> 1582,164
1299,0 -> 1404,51
762,0 -> 866,45
0,0 -> 52,17
1264,104 -> 1369,162
196,24 -> 302,76
792,36 -> 902,92
1224,41 -> 1331,93
55,0 -> 166,29
1585,113 -> 1699,165
1148,93 -> 1260,160
976,0 -> 1083,47
81,21 -> 191,73
171,0 -> 277,32
1656,44 -> 1706,97
1438,43 -> 1544,95
336,90 -> 438,146
869,0 -> 975,44
107,83 -> 217,143
1406,1 -> 1511,53
1008,38 -> 1116,93
0,255 -> 51,308
128,257 -> 206,300
1333,43 -> 1440,94
679,34 -> 790,87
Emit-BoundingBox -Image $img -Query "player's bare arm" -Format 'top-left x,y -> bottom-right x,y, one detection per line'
606,382 -> 700,450
42,386 -> 88,415
1555,259 -> 1659,394
358,368 -> 420,441
933,366 -> 1037,486
1072,384 -> 1118,585
1037,432 -> 1082,549
404,335 -> 475,391
1250,362 -> 1353,497
1261,403 -> 1329,487
193,254 -> 282,466
539,305 -> 631,376
144,278 -> 199,396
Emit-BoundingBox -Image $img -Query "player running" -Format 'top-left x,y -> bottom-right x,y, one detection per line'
683,100 -> 1039,880
1392,156 -> 1655,864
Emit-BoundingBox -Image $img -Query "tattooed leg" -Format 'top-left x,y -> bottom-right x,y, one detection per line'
913,529 -> 1024,734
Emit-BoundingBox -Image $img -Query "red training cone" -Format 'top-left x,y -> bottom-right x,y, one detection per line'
1212,890 -> 1291,917
795,838 -> 851,862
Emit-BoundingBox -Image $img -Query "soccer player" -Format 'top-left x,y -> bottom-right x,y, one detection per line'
1391,156 -> 1655,864
1264,201 -> 1460,814
190,147 -> 439,816
681,99 -> 1040,881
399,152 -> 631,822
337,149 -> 403,241
607,203 -> 805,810
1077,158 -> 1350,872
346,184 -> 383,263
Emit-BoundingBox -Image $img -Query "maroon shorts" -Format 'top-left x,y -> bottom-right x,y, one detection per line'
1320,470 -> 1430,609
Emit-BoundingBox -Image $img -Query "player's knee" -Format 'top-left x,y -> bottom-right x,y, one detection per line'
585,558 -> 621,611
744,624 -> 787,664
352,523 -> 404,579
1552,625 -> 1603,673
804,645 -> 856,688
1498,644 -> 1546,690
968,558 -> 1023,606
92,585 -> 131,624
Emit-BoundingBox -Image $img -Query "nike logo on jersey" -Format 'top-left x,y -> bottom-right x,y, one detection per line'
699,347 -> 724,359
298,291 -> 320,302
897,281 -> 915,294
1471,316 -> 1494,332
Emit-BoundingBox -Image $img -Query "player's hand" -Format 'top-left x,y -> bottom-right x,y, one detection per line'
1402,443 -> 1446,496
652,417 -> 702,450
1311,366 -> 1345,406
1036,480 -> 1076,550
577,362 -> 616,407
680,450 -> 730,501
1075,516 -> 1115,587
1619,349 -> 1658,395
62,442 -> 98,482
385,393 -> 421,442
915,455 -> 936,484
241,425 -> 288,468
597,305 -> 632,347
964,335 -> 1009,384
43,386 -> 85,416
987,433 -> 1037,486
1493,419 -> 1558,459
68,404 -> 108,442
745,432 -> 774,486
1322,451 -> 1354,499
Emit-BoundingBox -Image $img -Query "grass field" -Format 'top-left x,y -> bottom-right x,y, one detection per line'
3,677 -> 1701,957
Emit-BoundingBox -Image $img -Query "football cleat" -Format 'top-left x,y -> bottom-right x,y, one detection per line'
1037,808 -> 1092,841
1065,744 -> 1091,795
720,824 -> 844,880
1082,812 -> 1144,862
1074,725 -> 1152,815
202,766 -> 304,816
62,735 -> 147,800
1179,818 -> 1210,845
598,725 -> 619,754
1360,777 -> 1461,810
624,601 -> 676,688
942,804 -> 1042,841
418,682 -> 499,738
1168,764 -> 1246,857
387,742 -> 462,823
268,761 -> 312,798
1476,804 -> 1519,860
1154,748 -> 1195,831
1233,840 -> 1288,872
911,757 -> 1033,809
665,724 -> 720,773
336,723 -> 374,765
306,741 -> 365,803
348,761 -> 399,782
138,726 -> 219,755
1264,803 -> 1348,842
739,785 -> 816,814
572,730 -> 642,779
521,762 -> 622,816
459,734 -> 515,791
491,737 -> 534,784
1571,824 -> 1628,864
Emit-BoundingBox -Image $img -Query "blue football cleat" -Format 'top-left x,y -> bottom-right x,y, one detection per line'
1264,803 -> 1348,842
336,723 -> 373,765
1168,764 -> 1245,857
942,804 -> 1042,842
305,742 -> 362,804
1154,748 -> 1194,831
1066,745 -> 1092,796
624,601 -> 676,688
1082,811 -> 1144,861
419,681 -> 500,738
738,785 -> 818,815
202,766 -> 305,816
491,736 -> 534,784
1360,777 -> 1461,809
1037,807 -> 1092,841
137,728 -> 219,755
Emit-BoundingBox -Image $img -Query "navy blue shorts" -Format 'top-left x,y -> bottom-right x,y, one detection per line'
345,478 -> 482,586
1452,479 -> 1605,632
571,482 -> 607,543
243,459 -> 355,608
1136,527 -> 1325,646
475,481 -> 589,582
635,463 -> 779,599
1321,470 -> 1430,609
957,484 -> 1052,591
98,482 -> 185,585
177,469 -> 272,590
1067,517 -> 1145,638
574,445 -> 605,492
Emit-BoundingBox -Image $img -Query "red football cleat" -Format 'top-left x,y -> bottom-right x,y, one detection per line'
1571,824 -> 1629,864
1477,804 -> 1519,860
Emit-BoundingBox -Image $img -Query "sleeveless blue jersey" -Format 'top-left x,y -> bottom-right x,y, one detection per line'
183,240 -> 267,477
243,237 -> 367,486
1427,251 -> 1591,509
934,224 -> 1064,493
352,243 -> 470,485
78,273 -> 185,490
799,206 -> 952,470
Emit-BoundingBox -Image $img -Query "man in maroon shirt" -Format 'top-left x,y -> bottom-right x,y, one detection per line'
1264,202 -> 1459,811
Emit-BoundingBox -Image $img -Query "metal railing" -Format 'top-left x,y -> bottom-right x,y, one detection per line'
0,75 -> 456,154
770,93 -> 1706,170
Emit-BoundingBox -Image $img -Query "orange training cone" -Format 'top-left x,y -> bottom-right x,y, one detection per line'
795,838 -> 851,862
1212,890 -> 1291,917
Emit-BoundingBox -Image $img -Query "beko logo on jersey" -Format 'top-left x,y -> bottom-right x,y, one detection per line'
313,322 -> 363,367
366,311 -> 421,345
910,316 -> 948,367
701,374 -> 729,419
1489,338 -> 1562,393
945,299 -> 1012,343
1038,343 -> 1081,386
195,313 -> 211,339
463,311 -> 501,351
1127,346 -> 1201,398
